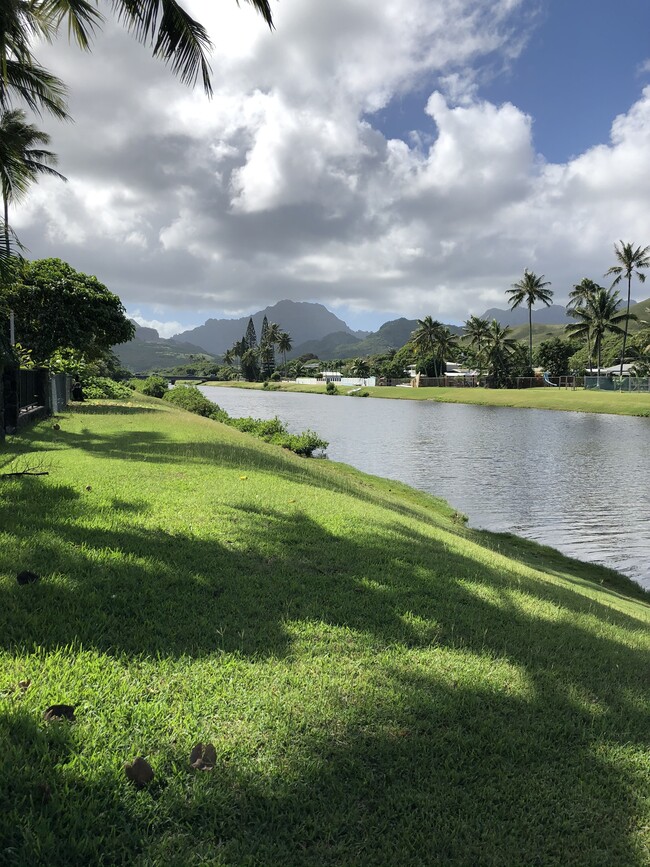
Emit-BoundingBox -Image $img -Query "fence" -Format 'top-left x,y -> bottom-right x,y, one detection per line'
1,367 -> 71,437
584,375 -> 650,392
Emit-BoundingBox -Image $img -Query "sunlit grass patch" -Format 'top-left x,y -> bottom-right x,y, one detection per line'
0,399 -> 648,866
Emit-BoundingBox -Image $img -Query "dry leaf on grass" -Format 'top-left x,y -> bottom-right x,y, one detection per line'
124,757 -> 154,788
189,742 -> 216,771
43,704 -> 75,722
16,571 -> 39,585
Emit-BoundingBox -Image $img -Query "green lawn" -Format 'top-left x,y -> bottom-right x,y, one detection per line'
1,398 -> 649,866
208,380 -> 650,416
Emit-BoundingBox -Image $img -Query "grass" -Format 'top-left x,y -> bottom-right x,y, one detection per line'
207,380 -> 650,416
1,397 -> 649,866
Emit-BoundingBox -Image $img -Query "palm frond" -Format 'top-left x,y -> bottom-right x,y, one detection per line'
37,0 -> 103,50
0,59 -> 69,118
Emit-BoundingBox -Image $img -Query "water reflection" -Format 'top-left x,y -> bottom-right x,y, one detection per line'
200,387 -> 650,589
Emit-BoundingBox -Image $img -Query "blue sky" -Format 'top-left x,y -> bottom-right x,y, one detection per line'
16,0 -> 650,338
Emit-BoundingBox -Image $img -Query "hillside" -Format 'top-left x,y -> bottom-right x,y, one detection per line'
113,322 -> 218,373
173,300 -> 356,356
291,318 -> 464,360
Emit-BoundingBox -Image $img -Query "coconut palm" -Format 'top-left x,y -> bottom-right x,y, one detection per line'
463,315 -> 491,377
0,109 -> 67,257
1,0 -> 273,108
277,330 -> 292,372
484,319 -> 517,388
411,316 -> 444,356
350,358 -> 370,378
0,0 -> 69,117
565,287 -> 633,387
567,278 -> 601,373
506,269 -> 553,370
0,109 -> 66,343
605,241 -> 650,380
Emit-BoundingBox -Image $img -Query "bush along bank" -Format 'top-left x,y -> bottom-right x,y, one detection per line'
163,384 -> 328,456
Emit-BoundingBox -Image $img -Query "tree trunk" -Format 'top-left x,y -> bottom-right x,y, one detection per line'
619,273 -> 631,384
528,303 -> 533,371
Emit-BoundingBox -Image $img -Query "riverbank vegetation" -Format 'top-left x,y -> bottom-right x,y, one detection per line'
1,398 -> 648,866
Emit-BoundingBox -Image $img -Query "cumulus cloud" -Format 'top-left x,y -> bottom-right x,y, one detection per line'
11,0 -> 650,329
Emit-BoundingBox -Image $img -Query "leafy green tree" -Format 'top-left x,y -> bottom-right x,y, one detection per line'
535,337 -> 579,377
565,287 -> 632,386
605,241 -> 650,379
506,269 -> 553,370
142,374 -> 168,398
2,258 -> 134,363
240,347 -> 260,382
411,315 -> 444,356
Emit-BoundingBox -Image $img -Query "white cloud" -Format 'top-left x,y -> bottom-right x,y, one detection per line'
11,0 -> 650,330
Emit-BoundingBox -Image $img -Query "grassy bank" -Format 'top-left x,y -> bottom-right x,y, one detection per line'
206,380 -> 650,416
1,398 -> 649,866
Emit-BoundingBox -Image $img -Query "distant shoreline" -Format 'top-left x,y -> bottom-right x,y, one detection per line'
195,380 -> 650,418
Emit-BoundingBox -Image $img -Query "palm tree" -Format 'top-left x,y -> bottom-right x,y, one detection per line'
350,358 -> 370,378
605,241 -> 650,380
1,0 -> 273,104
565,287 -> 633,387
277,330 -> 292,372
567,278 -> 599,373
506,269 -> 553,370
0,108 -> 66,343
463,315 -> 491,377
0,109 -> 67,255
484,319 -> 517,388
0,0 -> 69,117
411,316 -> 444,356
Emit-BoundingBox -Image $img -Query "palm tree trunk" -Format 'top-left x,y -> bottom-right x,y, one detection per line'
619,273 -> 631,383
3,192 -> 15,346
528,303 -> 533,371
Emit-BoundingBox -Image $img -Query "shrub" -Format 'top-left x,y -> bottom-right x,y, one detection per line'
268,430 -> 328,456
270,371 -> 281,382
141,375 -> 168,398
163,385 -> 223,419
83,377 -> 133,399
228,416 -> 286,437
325,381 -> 338,395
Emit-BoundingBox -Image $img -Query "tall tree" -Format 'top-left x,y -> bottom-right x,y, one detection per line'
565,287 -> 632,386
567,278 -> 600,372
484,319 -> 517,388
605,241 -> 650,380
506,269 -> 553,370
0,109 -> 66,344
0,109 -> 66,256
277,330 -> 292,372
244,317 -> 257,350
463,315 -> 491,377
411,316 -> 444,357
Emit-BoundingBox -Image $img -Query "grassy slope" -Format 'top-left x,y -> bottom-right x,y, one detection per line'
1,399 -> 649,867
208,381 -> 650,417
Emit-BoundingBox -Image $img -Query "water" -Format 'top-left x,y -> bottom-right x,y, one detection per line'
200,387 -> 650,589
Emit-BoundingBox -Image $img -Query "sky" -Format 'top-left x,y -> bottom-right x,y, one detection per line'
12,0 -> 650,336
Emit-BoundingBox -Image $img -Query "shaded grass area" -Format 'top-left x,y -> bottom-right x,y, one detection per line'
208,381 -> 650,417
1,401 -> 649,866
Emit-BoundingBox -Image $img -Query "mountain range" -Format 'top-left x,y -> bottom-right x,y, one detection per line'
114,297 -> 648,373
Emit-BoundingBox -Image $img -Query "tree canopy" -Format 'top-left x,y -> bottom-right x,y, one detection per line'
1,257 -> 134,363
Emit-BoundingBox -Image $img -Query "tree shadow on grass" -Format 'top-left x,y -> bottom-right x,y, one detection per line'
1,424 -> 649,864
1,665 -> 647,867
